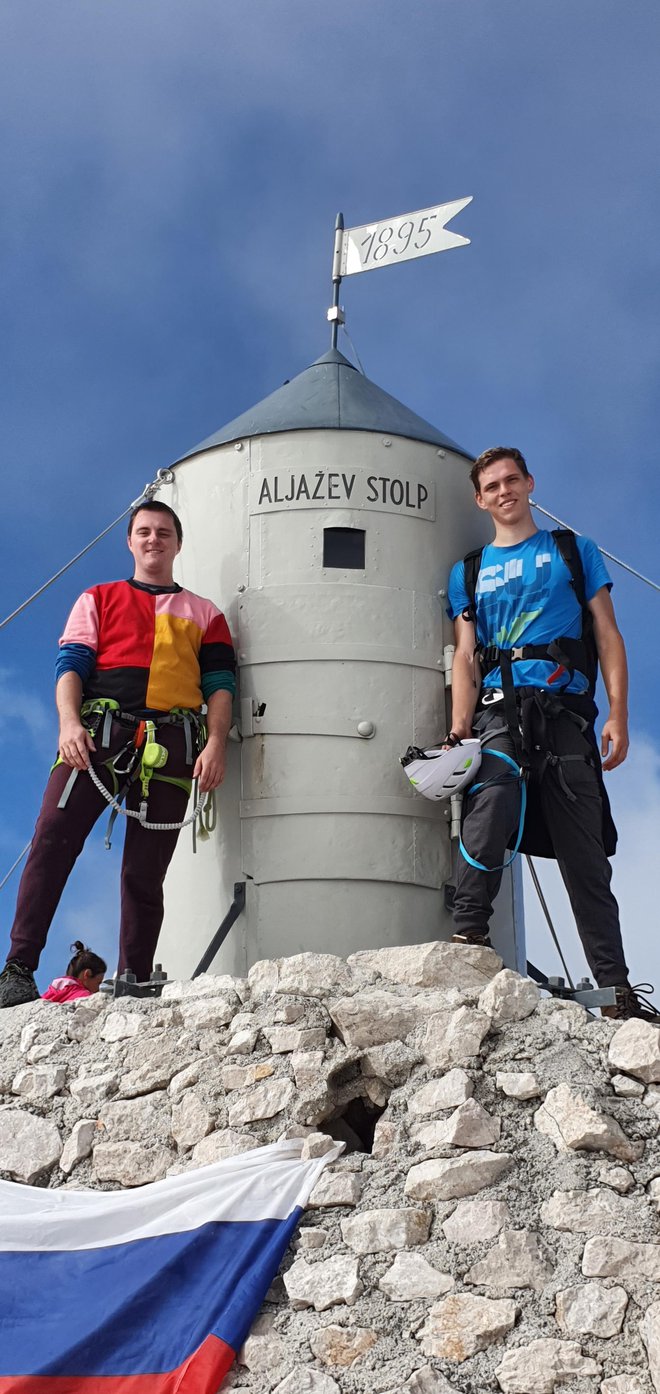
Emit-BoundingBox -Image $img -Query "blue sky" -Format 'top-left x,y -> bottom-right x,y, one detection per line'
1,0 -> 659,991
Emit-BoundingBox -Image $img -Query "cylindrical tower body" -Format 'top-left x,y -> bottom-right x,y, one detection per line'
158,352 -> 524,978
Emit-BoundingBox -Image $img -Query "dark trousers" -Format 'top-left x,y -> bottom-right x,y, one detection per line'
453,703 -> 629,988
8,720 -> 191,981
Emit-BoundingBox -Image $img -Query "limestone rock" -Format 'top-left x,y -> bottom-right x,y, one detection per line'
120,1040 -> 195,1097
402,1370 -> 460,1394
238,1315 -> 290,1373
418,1293 -> 516,1362
70,1070 -> 118,1110
555,1281 -> 628,1337
478,969 -> 539,1026
465,1228 -> 554,1292
308,1172 -> 362,1208
100,1011 -> 143,1042
171,1090 -> 213,1148
371,1116 -> 403,1158
442,1199 -> 511,1244
0,1109 -> 61,1182
342,1207 -> 431,1253
599,1165 -> 634,1194
221,1060 -> 274,1090
329,992 -> 422,1049
601,1377 -> 648,1394
168,1063 -> 200,1098
59,1119 -> 96,1175
405,1150 -> 513,1201
408,1069 -> 474,1116
12,1064 -> 67,1099
66,996 -> 107,1040
272,1369 -> 341,1394
347,940 -> 502,989
92,1140 -> 171,1186
98,1093 -> 171,1146
641,1300 -> 660,1394
379,1252 -> 454,1301
496,1071 -> 541,1100
174,997 -> 236,1031
534,1082 -> 643,1162
612,1073 -> 645,1098
161,972 -> 243,1002
283,1254 -> 362,1310
291,1050 -> 325,1090
310,1324 -> 377,1366
27,1042 -> 59,1064
583,1235 -> 660,1281
495,1338 -> 601,1393
264,1025 -> 326,1053
301,1133 -> 338,1160
190,1129 -> 258,1165
360,1041 -> 417,1089
250,953 -> 356,1000
418,1099 -> 500,1150
297,1227 -> 328,1250
541,1187 -> 638,1235
609,1018 -> 660,1083
227,1026 -> 259,1055
227,1078 -> 294,1125
422,1006 -> 491,1069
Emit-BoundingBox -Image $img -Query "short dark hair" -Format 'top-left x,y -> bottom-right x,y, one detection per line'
127,499 -> 183,543
66,941 -> 107,980
469,446 -> 530,493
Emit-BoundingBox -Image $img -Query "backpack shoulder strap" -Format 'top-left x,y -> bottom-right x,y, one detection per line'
552,528 -> 598,690
552,528 -> 587,610
462,547 -> 484,623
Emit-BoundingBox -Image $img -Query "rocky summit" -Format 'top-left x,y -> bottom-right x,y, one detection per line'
2,941 -> 660,1393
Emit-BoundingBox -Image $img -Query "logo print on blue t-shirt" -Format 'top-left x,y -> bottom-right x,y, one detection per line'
476,553 -> 552,645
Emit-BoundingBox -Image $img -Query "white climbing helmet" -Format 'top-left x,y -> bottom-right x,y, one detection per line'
400,740 -> 482,800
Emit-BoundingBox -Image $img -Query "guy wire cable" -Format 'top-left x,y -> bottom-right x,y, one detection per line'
0,468 -> 176,632
532,500 -> 660,593
525,855 -> 575,990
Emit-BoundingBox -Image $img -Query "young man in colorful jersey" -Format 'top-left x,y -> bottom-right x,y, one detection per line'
446,446 -> 655,1022
0,501 -> 236,1008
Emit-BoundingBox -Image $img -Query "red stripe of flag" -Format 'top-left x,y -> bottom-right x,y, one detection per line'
0,1334 -> 235,1394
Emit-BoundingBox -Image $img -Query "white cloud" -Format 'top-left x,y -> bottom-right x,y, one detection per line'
523,729 -> 660,995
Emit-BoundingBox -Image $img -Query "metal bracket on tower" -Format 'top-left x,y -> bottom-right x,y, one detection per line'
527,961 -> 616,1009
192,882 -> 247,978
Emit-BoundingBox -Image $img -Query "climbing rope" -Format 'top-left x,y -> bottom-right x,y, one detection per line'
85,762 -> 206,833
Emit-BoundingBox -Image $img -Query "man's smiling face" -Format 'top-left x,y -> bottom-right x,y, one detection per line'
127,508 -> 181,583
475,456 -> 535,528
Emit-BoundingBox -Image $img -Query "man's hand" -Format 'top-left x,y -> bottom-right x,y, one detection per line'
58,719 -> 95,770
193,736 -> 226,793
601,714 -> 629,771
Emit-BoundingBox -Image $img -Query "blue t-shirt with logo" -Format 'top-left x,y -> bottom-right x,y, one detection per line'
447,530 -> 612,694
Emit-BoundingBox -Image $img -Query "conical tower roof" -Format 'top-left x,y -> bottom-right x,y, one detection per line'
176,349 -> 471,461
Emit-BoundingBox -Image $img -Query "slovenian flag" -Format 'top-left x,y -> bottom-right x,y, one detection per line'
0,1137 -> 340,1392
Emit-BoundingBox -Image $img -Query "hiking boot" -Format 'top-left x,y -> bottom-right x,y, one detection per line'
601,982 -> 660,1024
0,960 -> 39,1008
451,930 -> 492,948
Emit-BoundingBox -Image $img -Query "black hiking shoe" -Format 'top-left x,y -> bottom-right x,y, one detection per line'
0,960 -> 39,1008
451,930 -> 492,949
601,983 -> 660,1025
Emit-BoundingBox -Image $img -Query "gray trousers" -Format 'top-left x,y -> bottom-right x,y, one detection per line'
453,702 -> 629,988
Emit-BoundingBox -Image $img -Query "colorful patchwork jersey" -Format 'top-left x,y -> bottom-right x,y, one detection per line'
56,579 -> 236,714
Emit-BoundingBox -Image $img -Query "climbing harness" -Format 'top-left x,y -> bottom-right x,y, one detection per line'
53,699 -> 210,847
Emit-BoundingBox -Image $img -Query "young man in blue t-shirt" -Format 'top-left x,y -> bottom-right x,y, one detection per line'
446,445 -> 654,1022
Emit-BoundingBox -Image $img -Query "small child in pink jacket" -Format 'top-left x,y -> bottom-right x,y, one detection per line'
42,941 -> 107,1003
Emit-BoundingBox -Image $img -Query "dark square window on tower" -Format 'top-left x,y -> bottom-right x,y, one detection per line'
323,526 -> 366,569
